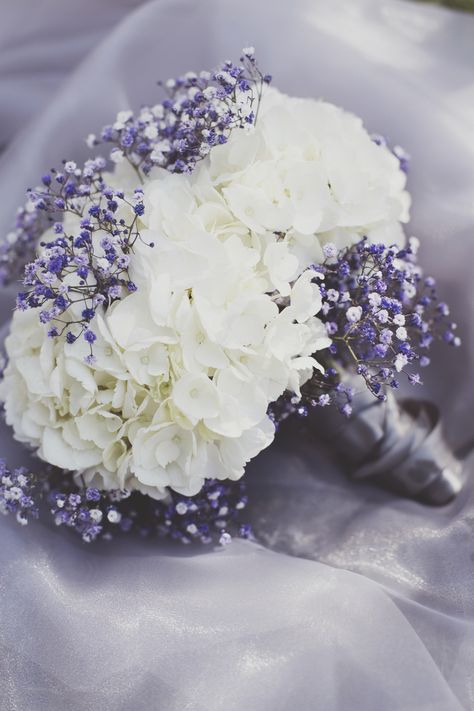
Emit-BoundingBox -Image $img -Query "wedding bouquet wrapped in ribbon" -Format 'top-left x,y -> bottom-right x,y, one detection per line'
0,49 -> 463,545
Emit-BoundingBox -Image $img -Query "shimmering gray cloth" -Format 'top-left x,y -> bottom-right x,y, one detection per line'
0,1 -> 474,709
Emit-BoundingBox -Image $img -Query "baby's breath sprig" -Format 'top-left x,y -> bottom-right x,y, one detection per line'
269,237 -> 460,422
306,238 -> 460,414
1,458 -> 250,546
98,46 -> 270,178
0,49 -> 269,292
0,460 -> 39,526
2,50 -> 270,364
15,160 -> 146,363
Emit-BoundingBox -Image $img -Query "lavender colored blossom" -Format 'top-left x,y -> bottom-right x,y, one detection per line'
5,52 -> 269,361
15,170 -> 146,361
270,236 -> 458,420
9,469 -> 248,545
0,452 -> 250,546
47,476 -> 251,545
304,238 -> 459,404
99,50 -> 268,178
0,461 -> 39,525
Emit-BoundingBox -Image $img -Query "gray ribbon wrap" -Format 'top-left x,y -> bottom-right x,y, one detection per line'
308,384 -> 463,506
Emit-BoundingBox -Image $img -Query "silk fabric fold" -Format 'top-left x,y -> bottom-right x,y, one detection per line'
0,1 -> 473,709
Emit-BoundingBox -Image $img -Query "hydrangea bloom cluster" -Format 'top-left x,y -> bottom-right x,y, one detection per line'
1,261 -> 328,500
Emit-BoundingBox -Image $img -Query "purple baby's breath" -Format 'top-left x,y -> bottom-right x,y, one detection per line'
99,51 -> 267,178
14,171 -> 147,362
0,51 -> 269,361
303,238 -> 460,405
46,475 -> 251,545
0,461 -> 39,525
270,236 -> 459,421
0,458 -> 251,546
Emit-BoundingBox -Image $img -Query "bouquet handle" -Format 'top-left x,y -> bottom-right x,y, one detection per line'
308,385 -> 463,506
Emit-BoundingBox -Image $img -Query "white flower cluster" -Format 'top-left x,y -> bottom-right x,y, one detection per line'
0,88 -> 410,499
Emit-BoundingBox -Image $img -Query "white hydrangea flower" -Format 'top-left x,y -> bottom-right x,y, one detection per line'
0,87 -> 410,500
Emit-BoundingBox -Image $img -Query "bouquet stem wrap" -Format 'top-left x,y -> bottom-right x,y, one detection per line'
308,383 -> 463,506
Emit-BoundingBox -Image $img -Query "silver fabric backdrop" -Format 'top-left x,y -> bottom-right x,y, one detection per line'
0,1 -> 473,708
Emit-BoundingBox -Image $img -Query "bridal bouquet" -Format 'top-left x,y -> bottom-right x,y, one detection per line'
0,50 -> 460,544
